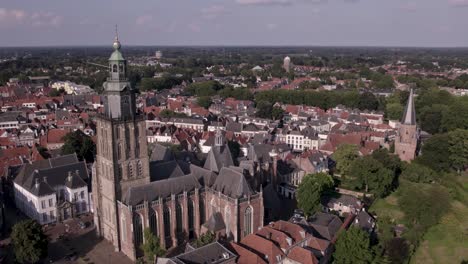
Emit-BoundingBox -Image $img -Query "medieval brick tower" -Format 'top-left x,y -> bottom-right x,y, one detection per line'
92,34 -> 150,251
395,89 -> 419,162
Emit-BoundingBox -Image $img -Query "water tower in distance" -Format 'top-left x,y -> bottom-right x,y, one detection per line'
283,56 -> 291,73
155,50 -> 163,60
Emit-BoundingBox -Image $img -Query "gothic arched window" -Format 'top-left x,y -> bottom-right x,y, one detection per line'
149,208 -> 158,237
199,197 -> 205,225
163,206 -> 171,245
137,161 -> 143,177
188,200 -> 194,231
128,163 -> 133,178
117,143 -> 122,160
121,215 -> 127,243
210,198 -> 217,217
119,63 -> 124,73
225,206 -> 231,237
176,203 -> 183,234
133,213 -> 143,247
244,206 -> 253,236
112,64 -> 117,72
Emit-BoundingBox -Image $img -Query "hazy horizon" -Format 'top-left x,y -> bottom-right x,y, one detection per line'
1,0 -> 468,47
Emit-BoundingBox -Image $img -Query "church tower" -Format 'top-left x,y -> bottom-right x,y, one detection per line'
92,33 -> 150,250
395,89 -> 419,162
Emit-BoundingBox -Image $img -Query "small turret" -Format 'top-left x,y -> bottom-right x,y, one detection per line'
215,127 -> 224,147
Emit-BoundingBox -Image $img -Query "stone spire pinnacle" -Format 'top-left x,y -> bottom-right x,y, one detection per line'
215,126 -> 224,147
401,89 -> 416,125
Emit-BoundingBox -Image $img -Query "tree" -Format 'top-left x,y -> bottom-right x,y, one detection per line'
255,100 -> 273,119
441,99 -> 468,132
419,104 -> 448,134
333,227 -> 374,264
448,129 -> 468,172
271,106 -> 284,120
385,238 -> 409,264
296,173 -> 334,217
385,103 -> 403,120
141,228 -> 165,263
61,130 -> 96,163
371,148 -> 402,175
194,231 -> 216,248
11,220 -> 48,264
197,96 -> 212,109
332,144 -> 359,177
415,133 -> 451,172
349,156 -> 395,197
400,162 -> 437,183
398,184 -> 450,231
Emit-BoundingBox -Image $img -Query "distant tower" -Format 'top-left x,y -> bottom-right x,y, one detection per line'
283,56 -> 291,73
155,50 -> 163,60
93,32 -> 150,251
395,89 -> 419,162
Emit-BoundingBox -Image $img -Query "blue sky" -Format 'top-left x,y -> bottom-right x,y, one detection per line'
0,0 -> 467,47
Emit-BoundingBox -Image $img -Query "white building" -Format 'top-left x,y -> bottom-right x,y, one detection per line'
51,81 -> 94,95
13,154 -> 90,225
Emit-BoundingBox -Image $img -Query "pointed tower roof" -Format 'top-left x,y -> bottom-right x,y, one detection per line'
109,26 -> 124,61
401,89 -> 416,125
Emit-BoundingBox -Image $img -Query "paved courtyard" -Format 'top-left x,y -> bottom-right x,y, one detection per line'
44,214 -> 132,264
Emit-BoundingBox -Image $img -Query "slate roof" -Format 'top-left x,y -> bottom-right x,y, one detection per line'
149,160 -> 185,181
150,143 -> 173,162
226,122 -> 242,133
307,212 -> 343,241
401,89 -> 416,125
203,145 -> 234,173
14,154 -> 87,197
173,242 -> 237,264
124,174 -> 201,206
353,210 -> 375,233
211,167 -> 254,199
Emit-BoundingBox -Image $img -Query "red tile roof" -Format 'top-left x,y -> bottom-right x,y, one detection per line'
229,242 -> 267,264
287,247 -> 318,264
241,234 -> 285,264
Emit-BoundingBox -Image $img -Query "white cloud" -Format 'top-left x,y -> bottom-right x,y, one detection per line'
31,12 -> 63,27
136,15 -> 153,25
0,8 -> 26,25
0,8 -> 62,28
201,5 -> 227,20
448,0 -> 468,6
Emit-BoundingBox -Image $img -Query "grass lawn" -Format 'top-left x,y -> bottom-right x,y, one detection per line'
369,191 -> 405,222
410,177 -> 468,264
370,177 -> 468,264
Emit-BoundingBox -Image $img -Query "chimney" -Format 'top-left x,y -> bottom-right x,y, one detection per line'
35,178 -> 40,189
267,232 -> 272,240
286,237 -> 293,246
68,171 -> 73,182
